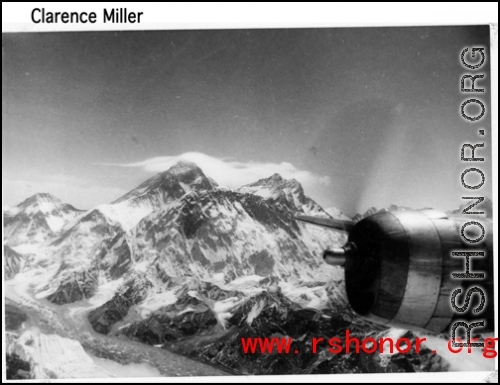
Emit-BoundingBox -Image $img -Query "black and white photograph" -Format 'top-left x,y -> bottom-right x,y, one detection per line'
2,3 -> 498,382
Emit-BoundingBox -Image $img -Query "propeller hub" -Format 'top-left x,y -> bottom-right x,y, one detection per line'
322,242 -> 356,266
323,248 -> 346,266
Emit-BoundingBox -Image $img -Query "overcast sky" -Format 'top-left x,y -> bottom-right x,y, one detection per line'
2,26 -> 492,215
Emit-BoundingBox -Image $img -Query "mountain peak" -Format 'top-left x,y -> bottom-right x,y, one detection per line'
13,193 -> 84,215
237,173 -> 307,207
4,193 -> 84,246
17,192 -> 62,209
153,161 -> 214,191
246,173 -> 302,190
163,160 -> 201,176
267,173 -> 286,183
111,160 -> 216,210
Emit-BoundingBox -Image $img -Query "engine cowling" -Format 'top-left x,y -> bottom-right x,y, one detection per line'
296,209 -> 494,334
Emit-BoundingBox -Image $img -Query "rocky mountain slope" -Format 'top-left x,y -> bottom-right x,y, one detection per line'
4,245 -> 26,280
4,193 -> 85,247
12,162 -> 344,306
351,204 -> 417,222
353,198 -> 493,222
4,161 -> 457,376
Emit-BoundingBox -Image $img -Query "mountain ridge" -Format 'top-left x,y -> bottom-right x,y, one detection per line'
4,160 -> 459,376
5,161 -> 345,305
4,192 -> 85,247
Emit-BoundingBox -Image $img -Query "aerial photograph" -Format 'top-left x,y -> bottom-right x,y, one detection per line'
3,22 -> 495,380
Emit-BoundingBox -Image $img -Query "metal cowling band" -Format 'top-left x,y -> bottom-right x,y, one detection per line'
390,210 -> 443,329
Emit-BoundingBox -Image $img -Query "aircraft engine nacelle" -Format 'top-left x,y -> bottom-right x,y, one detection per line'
297,209 -> 494,334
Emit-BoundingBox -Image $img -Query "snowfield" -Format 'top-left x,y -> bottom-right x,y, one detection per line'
6,162 -> 493,378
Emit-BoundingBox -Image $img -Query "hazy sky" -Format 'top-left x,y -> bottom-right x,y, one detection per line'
2,26 -> 492,215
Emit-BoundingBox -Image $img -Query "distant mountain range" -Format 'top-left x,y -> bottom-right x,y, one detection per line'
4,161 -> 452,375
352,197 -> 493,222
4,193 -> 84,247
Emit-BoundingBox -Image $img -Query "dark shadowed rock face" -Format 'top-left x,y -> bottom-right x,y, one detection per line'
181,290 -> 358,374
309,330 -> 450,374
8,164 -> 343,311
5,163 -> 457,376
46,268 -> 99,305
248,250 -> 275,276
159,289 -> 450,375
88,277 -> 151,334
118,286 -> 220,344
5,304 -> 29,331
4,245 -> 25,280
111,160 -> 215,207
95,234 -> 133,279
42,211 -> 128,305
197,281 -> 243,301
6,353 -> 31,380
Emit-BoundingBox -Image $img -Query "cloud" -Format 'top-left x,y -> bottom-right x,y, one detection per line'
3,153 -> 333,211
100,151 -> 330,195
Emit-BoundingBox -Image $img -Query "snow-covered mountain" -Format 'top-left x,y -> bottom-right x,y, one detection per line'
5,162 -> 458,377
97,161 -> 218,232
237,173 -> 316,213
4,193 -> 85,247
129,169 -> 345,283
352,199 -> 493,223
324,207 -> 351,221
4,162 -> 347,307
24,162 -> 343,302
351,204 -> 428,222
4,245 -> 25,280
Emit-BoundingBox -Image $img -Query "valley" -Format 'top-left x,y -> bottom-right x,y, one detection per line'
3,161 -> 462,378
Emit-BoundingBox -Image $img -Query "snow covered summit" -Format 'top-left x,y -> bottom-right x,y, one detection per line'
96,161 -> 217,231
4,193 -> 84,246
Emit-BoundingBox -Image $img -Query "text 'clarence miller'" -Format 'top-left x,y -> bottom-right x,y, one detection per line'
31,8 -> 144,24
